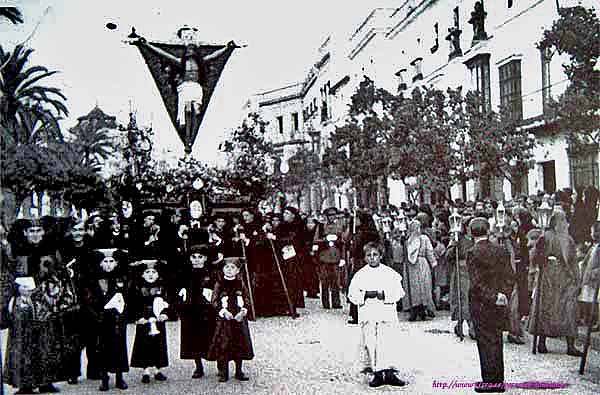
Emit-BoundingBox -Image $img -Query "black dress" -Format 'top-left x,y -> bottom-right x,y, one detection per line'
207,276 -> 254,362
130,280 -> 169,368
81,271 -> 129,374
177,266 -> 217,360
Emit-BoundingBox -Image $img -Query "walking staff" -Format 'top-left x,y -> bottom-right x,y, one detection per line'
398,210 -> 412,310
449,208 -> 464,341
237,225 -> 256,321
532,200 -> 553,354
266,234 -> 296,319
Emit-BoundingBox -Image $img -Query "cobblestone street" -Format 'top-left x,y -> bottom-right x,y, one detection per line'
3,296 -> 600,394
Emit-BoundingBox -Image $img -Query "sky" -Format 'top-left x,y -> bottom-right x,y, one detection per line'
1,0 -> 386,165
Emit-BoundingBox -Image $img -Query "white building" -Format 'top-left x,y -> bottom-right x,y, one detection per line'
245,0 -> 599,209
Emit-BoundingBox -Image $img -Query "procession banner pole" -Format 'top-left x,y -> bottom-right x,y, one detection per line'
268,238 -> 296,319
455,232 -> 464,341
579,281 -> 599,374
239,235 -> 256,321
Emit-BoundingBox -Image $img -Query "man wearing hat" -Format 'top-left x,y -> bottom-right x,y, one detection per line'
466,217 -> 514,393
313,207 -> 346,309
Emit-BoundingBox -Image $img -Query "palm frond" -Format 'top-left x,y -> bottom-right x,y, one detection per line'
0,7 -> 24,24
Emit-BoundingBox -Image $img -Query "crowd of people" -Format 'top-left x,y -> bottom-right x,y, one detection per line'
0,184 -> 599,393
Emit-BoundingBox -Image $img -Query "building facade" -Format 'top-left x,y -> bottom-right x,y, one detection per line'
245,0 -> 598,210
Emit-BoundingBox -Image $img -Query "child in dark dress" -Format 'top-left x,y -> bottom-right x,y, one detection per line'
81,248 -> 129,392
176,245 -> 218,378
207,257 -> 254,382
130,260 -> 169,384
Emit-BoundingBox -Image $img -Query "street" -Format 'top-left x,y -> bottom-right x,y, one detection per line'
3,296 -> 600,395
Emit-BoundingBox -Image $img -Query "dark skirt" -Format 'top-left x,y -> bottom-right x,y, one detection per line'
130,322 -> 169,368
96,313 -> 129,373
4,312 -> 78,387
207,319 -> 254,362
178,304 -> 216,359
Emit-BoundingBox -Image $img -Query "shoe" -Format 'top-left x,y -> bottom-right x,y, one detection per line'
360,367 -> 373,374
15,388 -> 35,395
507,334 -> 526,344
192,369 -> 204,379
408,309 -> 417,322
154,372 -> 167,381
38,384 -> 60,393
99,379 -> 109,392
385,371 -> 406,387
454,324 -> 464,339
567,348 -> 583,357
347,319 -> 358,325
141,374 -> 151,384
368,371 -> 385,388
292,312 -> 300,318
469,328 -> 477,340
474,384 -> 505,393
235,372 -> 250,381
67,377 -> 78,385
537,343 -> 549,353
426,309 -> 435,318
115,379 -> 128,390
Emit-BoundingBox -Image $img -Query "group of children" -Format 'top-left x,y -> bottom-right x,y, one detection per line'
92,244 -> 254,391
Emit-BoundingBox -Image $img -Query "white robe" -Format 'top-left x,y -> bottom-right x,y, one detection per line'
348,264 -> 405,372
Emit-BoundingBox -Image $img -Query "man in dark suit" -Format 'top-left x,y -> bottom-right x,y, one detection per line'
467,217 -> 514,393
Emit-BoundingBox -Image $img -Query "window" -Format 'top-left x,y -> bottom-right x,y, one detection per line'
570,147 -> 599,189
277,116 -> 284,134
291,113 -> 299,134
540,47 -> 553,115
541,160 -> 556,193
465,53 -> 491,112
499,60 -> 523,120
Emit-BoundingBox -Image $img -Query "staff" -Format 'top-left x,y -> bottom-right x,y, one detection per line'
266,230 -> 296,319
398,210 -> 412,310
532,200 -> 553,354
236,225 -> 256,320
449,208 -> 463,341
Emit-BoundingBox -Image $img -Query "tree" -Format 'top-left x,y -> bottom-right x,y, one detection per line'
68,107 -> 119,170
0,44 -> 68,145
324,77 -> 395,206
220,112 -> 277,202
0,7 -> 23,24
538,6 -> 600,150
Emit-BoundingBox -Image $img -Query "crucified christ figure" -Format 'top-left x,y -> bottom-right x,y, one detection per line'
129,26 -> 236,126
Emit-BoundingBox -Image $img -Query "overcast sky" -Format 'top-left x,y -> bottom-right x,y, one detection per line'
1,0 -> 388,164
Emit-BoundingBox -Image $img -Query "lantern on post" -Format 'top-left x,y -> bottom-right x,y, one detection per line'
397,209 -> 408,234
496,201 -> 506,228
449,207 -> 462,241
536,199 -> 553,230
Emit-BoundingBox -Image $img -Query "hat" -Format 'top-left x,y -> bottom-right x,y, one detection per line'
469,217 -> 490,237
132,259 -> 163,273
323,207 -> 340,217
96,248 -> 118,258
283,206 -> 300,218
189,244 -> 210,257
222,257 -> 242,268
15,276 -> 36,290
142,209 -> 161,219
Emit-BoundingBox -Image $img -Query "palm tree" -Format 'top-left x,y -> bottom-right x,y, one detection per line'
0,44 -> 68,145
68,107 -> 119,170
0,7 -> 23,24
